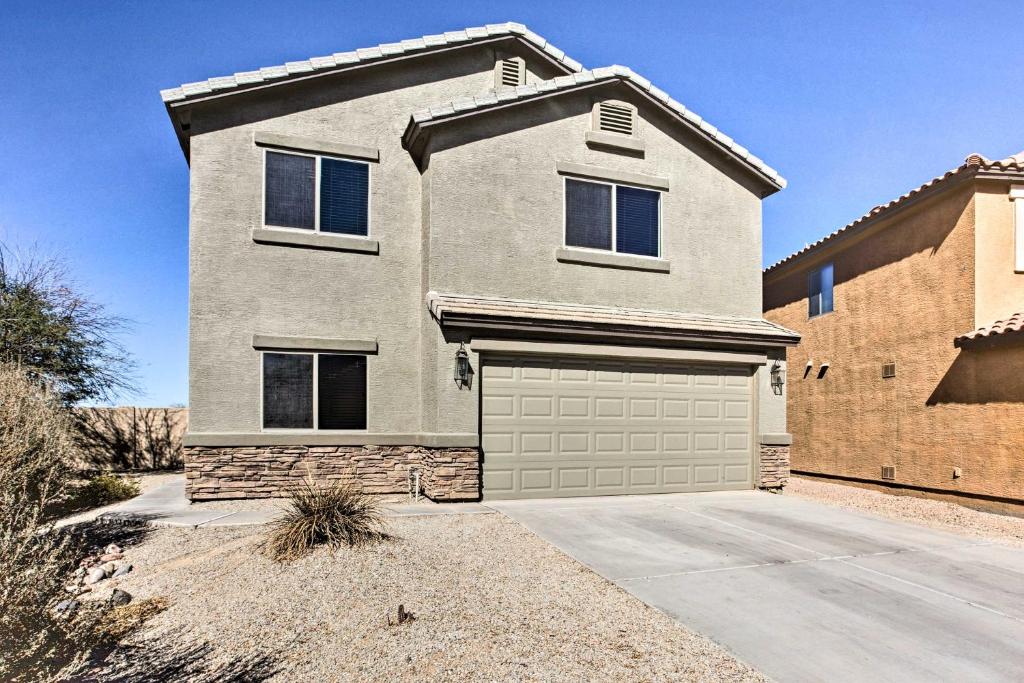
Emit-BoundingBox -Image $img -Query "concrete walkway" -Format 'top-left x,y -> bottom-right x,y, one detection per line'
82,476 -> 491,528
490,490 -> 1024,683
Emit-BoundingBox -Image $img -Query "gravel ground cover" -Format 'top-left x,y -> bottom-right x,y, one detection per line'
90,512 -> 765,682
787,476 -> 1024,546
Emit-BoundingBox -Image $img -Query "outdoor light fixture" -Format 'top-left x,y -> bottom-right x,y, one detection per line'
770,360 -> 785,395
454,342 -> 471,389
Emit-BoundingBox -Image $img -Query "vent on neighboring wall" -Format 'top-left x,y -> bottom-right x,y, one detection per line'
596,101 -> 635,136
496,57 -> 525,88
881,465 -> 896,481
882,362 -> 896,379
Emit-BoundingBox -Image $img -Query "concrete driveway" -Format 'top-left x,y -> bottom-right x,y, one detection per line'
488,490 -> 1024,682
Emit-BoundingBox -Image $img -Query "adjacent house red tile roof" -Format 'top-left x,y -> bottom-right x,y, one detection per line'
955,312 -> 1024,347
764,151 -> 1024,275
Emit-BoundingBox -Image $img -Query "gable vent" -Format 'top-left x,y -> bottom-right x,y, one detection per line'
597,101 -> 635,136
881,465 -> 896,481
882,362 -> 896,379
496,57 -> 525,88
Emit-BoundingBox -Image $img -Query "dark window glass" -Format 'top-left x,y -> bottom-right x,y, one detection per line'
320,158 -> 369,235
263,353 -> 313,428
615,186 -> 659,256
318,354 -> 367,430
565,179 -> 612,250
265,152 -> 315,229
808,263 -> 834,317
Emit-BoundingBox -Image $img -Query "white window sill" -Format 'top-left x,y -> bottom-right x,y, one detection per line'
555,247 -> 671,273
253,228 -> 379,254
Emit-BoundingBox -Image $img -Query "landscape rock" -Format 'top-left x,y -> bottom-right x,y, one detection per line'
54,599 -> 79,615
101,562 -> 117,575
105,544 -> 122,555
109,589 -> 132,607
112,564 -> 133,578
85,567 -> 107,585
99,552 -> 123,562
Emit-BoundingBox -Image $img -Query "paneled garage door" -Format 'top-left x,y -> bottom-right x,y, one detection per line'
480,355 -> 754,500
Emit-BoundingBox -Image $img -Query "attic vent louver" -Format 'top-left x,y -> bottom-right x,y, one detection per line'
496,57 -> 525,88
882,362 -> 896,379
597,101 -> 635,136
881,465 -> 896,481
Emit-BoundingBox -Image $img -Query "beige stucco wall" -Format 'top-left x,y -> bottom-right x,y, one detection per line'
421,82 -> 781,439
184,41 -> 784,450
187,43 -> 562,437
764,182 -> 1024,503
974,184 -> 1024,327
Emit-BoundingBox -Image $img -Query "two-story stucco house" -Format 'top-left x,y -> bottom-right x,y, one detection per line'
764,152 -> 1024,513
162,23 -> 798,501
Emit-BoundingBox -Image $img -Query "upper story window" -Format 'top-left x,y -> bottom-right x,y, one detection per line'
264,150 -> 369,236
564,178 -> 660,257
262,352 -> 367,430
808,262 -> 834,318
593,100 -> 636,137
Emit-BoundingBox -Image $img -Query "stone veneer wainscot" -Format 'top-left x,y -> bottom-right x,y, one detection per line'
758,444 -> 791,490
184,445 -> 480,501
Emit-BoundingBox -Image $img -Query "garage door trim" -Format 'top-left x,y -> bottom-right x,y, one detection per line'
471,338 -> 767,365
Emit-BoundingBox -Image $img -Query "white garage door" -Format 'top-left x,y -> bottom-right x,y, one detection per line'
481,355 -> 754,500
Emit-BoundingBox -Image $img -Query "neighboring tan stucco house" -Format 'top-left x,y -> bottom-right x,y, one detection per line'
163,23 -> 798,501
764,151 -> 1024,512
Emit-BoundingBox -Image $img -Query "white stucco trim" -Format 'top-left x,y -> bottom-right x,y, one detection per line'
251,335 -> 378,353
254,132 -> 380,161
555,247 -> 670,272
1011,184 -> 1024,272
470,338 -> 767,365
556,161 -> 670,191
183,432 -> 479,448
252,228 -> 379,253
585,130 -> 645,155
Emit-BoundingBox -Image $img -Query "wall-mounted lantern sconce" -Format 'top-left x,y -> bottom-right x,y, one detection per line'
454,342 -> 472,389
770,361 -> 785,395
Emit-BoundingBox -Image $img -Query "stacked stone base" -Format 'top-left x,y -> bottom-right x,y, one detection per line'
184,445 -> 479,502
758,444 -> 791,490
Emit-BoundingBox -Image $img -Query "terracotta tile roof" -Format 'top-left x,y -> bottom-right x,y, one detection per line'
160,23 -> 581,104
764,151 -> 1024,274
427,292 -> 800,344
406,66 -> 784,190
955,312 -> 1024,347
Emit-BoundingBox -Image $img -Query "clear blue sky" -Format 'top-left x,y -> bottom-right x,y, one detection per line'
3,1 -> 1022,406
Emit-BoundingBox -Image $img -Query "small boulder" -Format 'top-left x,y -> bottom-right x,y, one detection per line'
112,564 -> 133,578
55,599 -> 79,615
109,589 -> 132,607
100,562 -> 117,576
84,567 -> 107,585
74,566 -> 86,578
105,544 -> 122,555
99,552 -> 123,562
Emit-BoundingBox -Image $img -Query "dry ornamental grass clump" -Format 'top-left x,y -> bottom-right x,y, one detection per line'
263,476 -> 390,562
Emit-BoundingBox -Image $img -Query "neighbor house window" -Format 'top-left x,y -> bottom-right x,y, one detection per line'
262,352 -> 367,430
264,150 -> 369,236
564,178 -> 660,257
808,262 -> 834,318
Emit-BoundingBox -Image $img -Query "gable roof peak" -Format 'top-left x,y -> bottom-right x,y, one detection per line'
404,65 -> 785,191
160,22 -> 581,105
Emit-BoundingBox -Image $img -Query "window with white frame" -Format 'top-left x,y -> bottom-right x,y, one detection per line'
564,177 -> 660,257
264,150 -> 369,236
1012,185 -> 1024,272
262,352 -> 367,430
808,262 -> 834,318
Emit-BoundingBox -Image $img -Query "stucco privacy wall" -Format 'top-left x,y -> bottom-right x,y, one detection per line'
187,43 -> 564,437
765,183 -> 1024,504
418,84 -> 784,441
974,185 -> 1024,327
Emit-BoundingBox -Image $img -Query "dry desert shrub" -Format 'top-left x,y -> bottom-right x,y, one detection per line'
263,476 -> 390,562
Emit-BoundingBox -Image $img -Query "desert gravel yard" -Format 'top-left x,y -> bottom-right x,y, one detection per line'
87,511 -> 765,682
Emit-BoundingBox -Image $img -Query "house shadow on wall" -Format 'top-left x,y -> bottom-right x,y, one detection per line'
928,337 -> 1024,404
